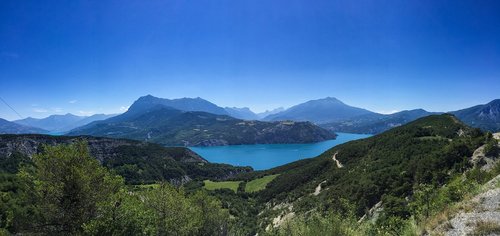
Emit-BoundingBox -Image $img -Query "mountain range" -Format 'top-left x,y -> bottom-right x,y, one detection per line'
1,95 -> 499,138
223,107 -> 286,120
321,109 -> 440,134
0,118 -> 48,134
14,113 -> 116,133
68,96 -> 336,146
325,99 -> 500,134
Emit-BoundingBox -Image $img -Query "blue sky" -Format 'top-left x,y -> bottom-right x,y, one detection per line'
1,0 -> 499,120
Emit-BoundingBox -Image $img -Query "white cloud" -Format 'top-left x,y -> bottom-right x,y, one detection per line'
52,107 -> 63,113
33,108 -> 48,113
69,100 -> 77,104
119,106 -> 130,112
377,110 -> 400,114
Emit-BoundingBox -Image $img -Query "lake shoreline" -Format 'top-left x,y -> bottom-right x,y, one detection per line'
190,132 -> 372,170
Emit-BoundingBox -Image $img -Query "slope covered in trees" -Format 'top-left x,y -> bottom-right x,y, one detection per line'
198,114 -> 494,234
0,141 -> 230,235
0,134 -> 251,184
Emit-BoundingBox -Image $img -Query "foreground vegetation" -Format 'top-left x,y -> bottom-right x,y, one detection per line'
0,141 -> 230,235
262,160 -> 500,236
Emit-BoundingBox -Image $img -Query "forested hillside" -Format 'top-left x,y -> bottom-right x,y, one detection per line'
0,134 -> 251,184
0,141 -> 232,235
195,114 -> 499,235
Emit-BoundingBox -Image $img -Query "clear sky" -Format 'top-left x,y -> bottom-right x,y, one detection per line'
1,0 -> 499,120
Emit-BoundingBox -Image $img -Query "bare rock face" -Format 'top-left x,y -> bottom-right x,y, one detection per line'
471,133 -> 500,172
170,175 -> 192,186
431,175 -> 500,236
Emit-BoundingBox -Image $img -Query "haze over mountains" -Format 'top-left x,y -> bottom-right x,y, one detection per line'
223,96 -> 500,133
14,113 -> 116,133
224,107 -> 260,120
68,95 -> 336,146
321,109 -> 440,134
0,118 -> 48,134
1,95 -> 499,137
256,107 -> 285,119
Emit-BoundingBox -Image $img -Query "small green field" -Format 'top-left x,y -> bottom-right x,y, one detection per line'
245,174 -> 279,193
203,180 -> 241,193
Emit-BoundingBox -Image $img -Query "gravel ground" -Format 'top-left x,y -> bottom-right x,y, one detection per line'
438,176 -> 500,236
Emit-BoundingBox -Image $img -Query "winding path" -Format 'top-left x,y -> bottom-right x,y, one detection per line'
332,152 -> 343,168
313,180 -> 326,196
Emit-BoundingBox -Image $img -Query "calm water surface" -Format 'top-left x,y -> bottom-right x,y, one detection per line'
189,132 -> 372,170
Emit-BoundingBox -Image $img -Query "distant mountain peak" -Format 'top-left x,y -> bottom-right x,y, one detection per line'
263,97 -> 374,124
128,95 -> 229,116
451,99 -> 500,132
487,99 -> 500,106
137,94 -> 159,102
323,96 -> 342,102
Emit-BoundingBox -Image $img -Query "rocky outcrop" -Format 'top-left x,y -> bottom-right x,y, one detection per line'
470,133 -> 500,171
432,175 -> 500,236
0,134 -> 206,163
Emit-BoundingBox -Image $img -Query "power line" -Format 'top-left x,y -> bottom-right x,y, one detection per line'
0,96 -> 23,119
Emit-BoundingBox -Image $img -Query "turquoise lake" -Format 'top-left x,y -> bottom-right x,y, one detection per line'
190,132 -> 372,170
